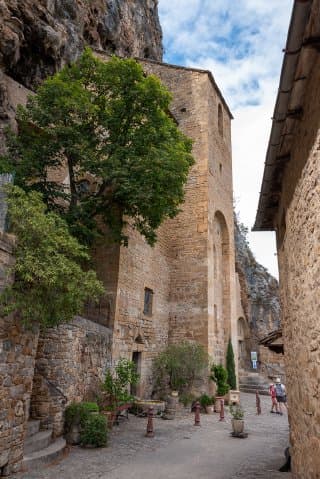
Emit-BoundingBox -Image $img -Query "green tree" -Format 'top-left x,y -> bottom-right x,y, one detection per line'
0,186 -> 104,327
153,341 -> 208,394
226,338 -> 237,390
1,49 -> 194,246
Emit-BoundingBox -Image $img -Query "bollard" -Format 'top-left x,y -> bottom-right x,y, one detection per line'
145,407 -> 154,437
256,390 -> 261,415
194,401 -> 201,426
219,399 -> 225,421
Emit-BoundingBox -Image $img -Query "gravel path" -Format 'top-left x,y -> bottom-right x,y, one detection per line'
16,393 -> 292,479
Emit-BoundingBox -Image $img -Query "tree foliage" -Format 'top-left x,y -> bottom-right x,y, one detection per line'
153,341 -> 208,394
210,363 -> 230,396
1,49 -> 194,246
226,338 -> 237,390
0,186 -> 104,327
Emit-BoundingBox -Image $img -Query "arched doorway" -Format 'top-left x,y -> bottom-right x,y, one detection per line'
210,211 -> 231,363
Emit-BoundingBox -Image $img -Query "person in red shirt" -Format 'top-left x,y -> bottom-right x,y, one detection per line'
269,382 -> 278,414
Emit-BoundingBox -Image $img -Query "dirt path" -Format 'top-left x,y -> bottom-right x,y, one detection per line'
17,393 -> 291,479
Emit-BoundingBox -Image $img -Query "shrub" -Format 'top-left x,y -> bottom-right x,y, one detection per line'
199,393 -> 214,408
102,358 -> 139,409
229,404 -> 244,420
210,364 -> 230,396
179,392 -> 196,407
153,341 -> 208,394
80,414 -> 108,447
226,338 -> 237,390
64,402 -> 99,432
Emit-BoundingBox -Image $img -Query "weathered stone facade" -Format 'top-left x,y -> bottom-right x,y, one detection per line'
31,317 -> 112,437
92,55 -> 239,396
254,1 -> 320,476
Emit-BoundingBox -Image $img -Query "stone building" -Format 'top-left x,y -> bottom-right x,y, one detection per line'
0,54 -> 240,473
254,0 -> 320,476
91,53 -> 240,396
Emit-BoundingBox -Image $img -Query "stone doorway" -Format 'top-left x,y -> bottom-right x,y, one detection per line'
131,351 -> 142,397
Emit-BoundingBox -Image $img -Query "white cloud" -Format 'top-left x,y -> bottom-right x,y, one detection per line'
159,0 -> 294,278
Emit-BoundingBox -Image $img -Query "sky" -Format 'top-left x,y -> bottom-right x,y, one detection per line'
158,0 -> 294,278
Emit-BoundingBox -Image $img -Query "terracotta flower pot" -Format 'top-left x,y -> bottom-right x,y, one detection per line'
205,405 -> 214,414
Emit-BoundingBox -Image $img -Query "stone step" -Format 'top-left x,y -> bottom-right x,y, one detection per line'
239,387 -> 270,396
26,420 -> 40,438
24,429 -> 53,455
22,437 -> 66,470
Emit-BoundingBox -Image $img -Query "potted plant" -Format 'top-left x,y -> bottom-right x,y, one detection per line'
229,404 -> 244,434
100,358 -> 139,426
210,364 -> 230,412
199,394 -> 215,414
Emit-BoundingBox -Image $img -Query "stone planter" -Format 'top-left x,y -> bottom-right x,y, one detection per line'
228,390 -> 240,405
205,405 -> 214,414
231,419 -> 244,434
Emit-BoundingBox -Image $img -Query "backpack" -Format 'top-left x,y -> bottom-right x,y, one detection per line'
275,383 -> 285,397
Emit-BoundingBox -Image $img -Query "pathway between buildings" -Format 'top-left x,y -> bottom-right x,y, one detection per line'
17,393 -> 291,479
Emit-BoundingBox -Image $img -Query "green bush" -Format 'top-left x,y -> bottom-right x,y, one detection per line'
80,414 -> 108,447
210,364 -> 230,397
102,358 -> 139,410
226,338 -> 237,390
153,341 -> 208,394
179,392 -> 196,407
229,404 -> 244,420
64,402 -> 99,432
199,393 -> 214,408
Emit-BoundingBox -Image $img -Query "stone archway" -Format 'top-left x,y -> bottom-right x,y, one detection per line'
210,211 -> 231,363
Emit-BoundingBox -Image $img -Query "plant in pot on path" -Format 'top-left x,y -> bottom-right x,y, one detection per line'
100,358 -> 139,425
210,364 -> 230,412
229,404 -> 245,435
64,402 -> 106,445
199,394 -> 215,414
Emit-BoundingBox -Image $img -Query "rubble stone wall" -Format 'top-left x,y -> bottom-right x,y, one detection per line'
0,233 -> 39,475
276,34 -> 320,477
31,317 -> 112,437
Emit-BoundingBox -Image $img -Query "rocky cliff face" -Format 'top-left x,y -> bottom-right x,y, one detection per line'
0,0 -> 163,89
234,217 -> 280,355
0,0 -> 163,150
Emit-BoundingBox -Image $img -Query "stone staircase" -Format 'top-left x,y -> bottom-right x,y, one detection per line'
239,370 -> 270,395
23,420 -> 66,470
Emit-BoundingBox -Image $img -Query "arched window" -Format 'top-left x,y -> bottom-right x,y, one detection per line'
218,103 -> 223,137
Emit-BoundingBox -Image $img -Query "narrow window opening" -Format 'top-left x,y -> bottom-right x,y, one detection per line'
219,163 -> 222,174
143,288 -> 153,316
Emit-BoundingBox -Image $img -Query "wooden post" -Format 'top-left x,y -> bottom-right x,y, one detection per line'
194,401 -> 201,426
219,399 -> 225,421
145,407 -> 154,437
256,391 -> 261,415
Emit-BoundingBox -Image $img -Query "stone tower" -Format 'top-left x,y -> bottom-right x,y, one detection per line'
91,55 -> 238,396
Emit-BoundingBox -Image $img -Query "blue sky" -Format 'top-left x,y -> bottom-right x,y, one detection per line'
158,0 -> 294,278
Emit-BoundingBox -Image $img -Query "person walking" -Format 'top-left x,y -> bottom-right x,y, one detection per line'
269,382 -> 278,413
274,378 -> 287,415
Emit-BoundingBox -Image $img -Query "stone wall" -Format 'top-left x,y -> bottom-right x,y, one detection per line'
0,233 -> 39,476
259,346 -> 285,383
92,55 -> 239,397
275,8 -> 320,475
31,317 -> 112,437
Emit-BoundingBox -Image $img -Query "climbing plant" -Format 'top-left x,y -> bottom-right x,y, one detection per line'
0,186 -> 104,327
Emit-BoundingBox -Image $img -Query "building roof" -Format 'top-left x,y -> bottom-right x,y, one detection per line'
253,0 -> 313,231
260,329 -> 284,354
93,49 -> 233,120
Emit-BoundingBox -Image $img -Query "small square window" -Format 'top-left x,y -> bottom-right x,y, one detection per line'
143,288 -> 153,316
